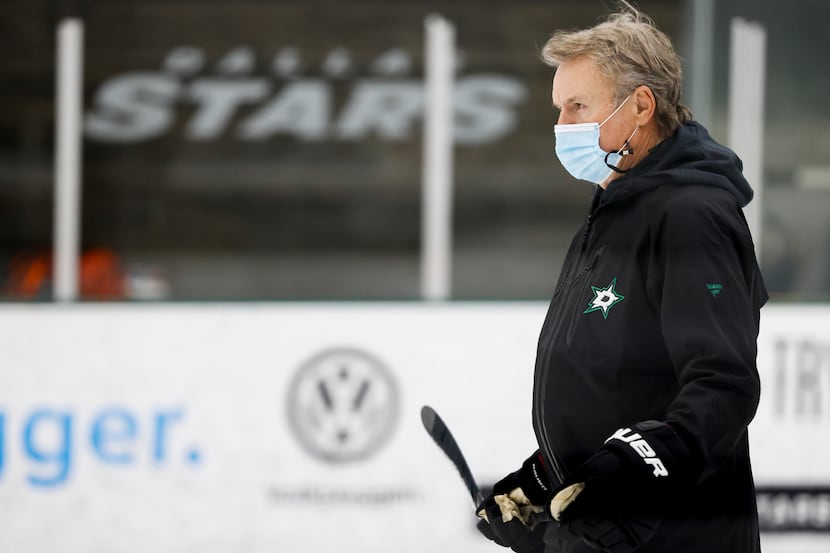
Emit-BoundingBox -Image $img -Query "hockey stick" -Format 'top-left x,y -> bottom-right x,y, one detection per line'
421,404 -> 484,507
421,405 -> 557,534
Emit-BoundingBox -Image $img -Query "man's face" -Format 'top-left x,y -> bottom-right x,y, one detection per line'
551,56 -> 632,154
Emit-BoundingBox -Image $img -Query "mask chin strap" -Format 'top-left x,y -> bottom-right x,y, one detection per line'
605,125 -> 639,174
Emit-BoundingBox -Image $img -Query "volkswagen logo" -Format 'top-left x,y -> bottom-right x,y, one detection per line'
286,347 -> 400,463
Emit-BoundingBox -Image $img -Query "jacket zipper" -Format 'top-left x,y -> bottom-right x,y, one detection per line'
536,208 -> 600,486
552,212 -> 594,299
580,213 -> 594,251
537,414 -> 566,485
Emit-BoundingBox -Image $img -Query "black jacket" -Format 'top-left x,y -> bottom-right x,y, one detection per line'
533,122 -> 768,552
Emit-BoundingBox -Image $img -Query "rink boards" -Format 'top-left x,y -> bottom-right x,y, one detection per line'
0,302 -> 828,552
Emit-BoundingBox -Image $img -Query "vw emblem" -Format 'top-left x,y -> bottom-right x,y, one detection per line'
286,347 -> 400,463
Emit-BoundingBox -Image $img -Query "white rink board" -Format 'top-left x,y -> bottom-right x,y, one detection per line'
0,302 -> 828,553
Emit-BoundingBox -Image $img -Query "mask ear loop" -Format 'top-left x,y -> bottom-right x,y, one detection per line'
598,94 -> 633,127
605,125 -> 639,174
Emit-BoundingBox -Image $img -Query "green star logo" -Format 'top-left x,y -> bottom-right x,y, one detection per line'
583,277 -> 625,319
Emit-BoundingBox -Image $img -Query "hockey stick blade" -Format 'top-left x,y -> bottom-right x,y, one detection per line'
421,405 -> 484,507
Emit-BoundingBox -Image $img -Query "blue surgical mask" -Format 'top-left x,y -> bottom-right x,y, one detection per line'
554,95 -> 638,184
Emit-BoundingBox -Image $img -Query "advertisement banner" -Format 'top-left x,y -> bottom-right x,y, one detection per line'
0,302 -> 828,552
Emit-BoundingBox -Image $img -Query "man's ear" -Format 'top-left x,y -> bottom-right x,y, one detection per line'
631,85 -> 657,126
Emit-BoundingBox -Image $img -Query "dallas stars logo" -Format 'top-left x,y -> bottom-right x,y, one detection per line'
583,277 -> 625,319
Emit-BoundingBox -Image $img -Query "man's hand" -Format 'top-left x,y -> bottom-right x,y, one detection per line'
544,420 -> 695,553
475,451 -> 552,553
555,420 -> 694,520
494,450 -> 553,505
550,482 -> 585,521
477,494 -> 547,553
478,492 -> 546,526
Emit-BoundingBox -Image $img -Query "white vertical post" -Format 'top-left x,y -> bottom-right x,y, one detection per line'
689,0 -> 714,127
53,18 -> 84,302
728,18 -> 766,260
421,15 -> 455,301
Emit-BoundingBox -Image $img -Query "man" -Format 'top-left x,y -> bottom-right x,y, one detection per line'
476,3 -> 768,553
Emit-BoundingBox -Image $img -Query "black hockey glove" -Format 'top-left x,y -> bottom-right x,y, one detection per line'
548,421 -> 694,553
493,450 -> 553,505
477,497 -> 546,553
476,451 -> 552,553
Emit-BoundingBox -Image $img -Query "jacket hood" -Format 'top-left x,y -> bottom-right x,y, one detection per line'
601,121 -> 754,208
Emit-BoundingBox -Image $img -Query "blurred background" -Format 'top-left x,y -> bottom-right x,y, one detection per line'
1,0 -> 829,552
3,0 -> 829,302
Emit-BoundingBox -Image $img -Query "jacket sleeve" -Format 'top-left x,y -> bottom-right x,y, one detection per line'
645,194 -> 767,483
